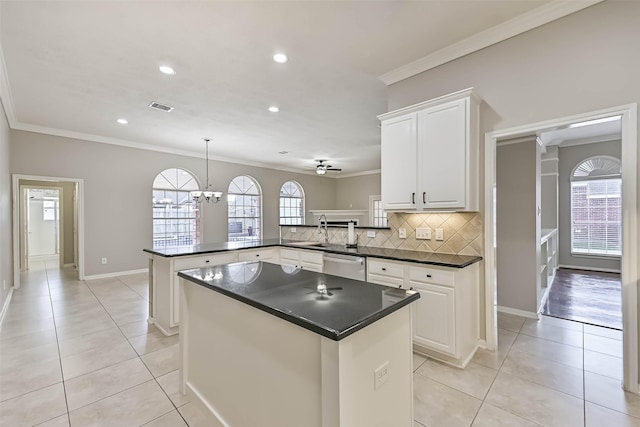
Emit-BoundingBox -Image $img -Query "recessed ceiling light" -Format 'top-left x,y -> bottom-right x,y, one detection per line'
273,53 -> 288,64
159,65 -> 176,75
117,118 -> 128,124
268,106 -> 280,113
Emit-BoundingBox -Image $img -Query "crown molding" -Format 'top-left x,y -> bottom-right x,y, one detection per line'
335,169 -> 381,179
379,0 -> 603,85
11,121 -> 332,176
557,133 -> 621,148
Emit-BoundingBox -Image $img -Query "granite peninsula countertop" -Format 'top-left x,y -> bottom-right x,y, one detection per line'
177,261 -> 420,341
144,239 -> 482,269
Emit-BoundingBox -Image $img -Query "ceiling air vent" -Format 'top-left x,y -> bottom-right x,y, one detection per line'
148,101 -> 174,112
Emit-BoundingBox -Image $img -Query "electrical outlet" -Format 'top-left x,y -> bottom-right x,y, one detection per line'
435,228 -> 444,241
3,280 -> 6,291
290,227 -> 296,233
101,257 -> 107,265
374,361 -> 390,390
416,227 -> 432,240
398,228 -> 406,239
367,230 -> 376,238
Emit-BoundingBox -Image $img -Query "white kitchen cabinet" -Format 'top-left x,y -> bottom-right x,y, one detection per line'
366,256 -> 480,367
411,282 -> 456,355
378,88 -> 480,211
380,113 -> 418,210
367,258 -> 406,288
279,248 -> 324,272
408,263 -> 479,367
237,247 -> 279,263
151,251 -> 239,335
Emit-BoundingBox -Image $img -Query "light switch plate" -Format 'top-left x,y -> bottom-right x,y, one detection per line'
367,230 -> 376,238
416,227 -> 431,240
435,228 -> 444,241
290,227 -> 296,233
374,361 -> 390,390
398,228 -> 407,239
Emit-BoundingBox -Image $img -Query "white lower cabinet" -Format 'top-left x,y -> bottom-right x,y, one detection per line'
367,257 -> 480,368
411,282 -> 456,356
279,248 -> 323,272
152,251 -> 239,336
237,247 -> 279,263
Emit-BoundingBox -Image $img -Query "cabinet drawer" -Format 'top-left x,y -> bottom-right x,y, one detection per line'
367,273 -> 404,288
279,249 -> 298,261
299,250 -> 323,265
409,266 -> 454,286
368,259 -> 405,278
238,248 -> 277,262
174,253 -> 238,271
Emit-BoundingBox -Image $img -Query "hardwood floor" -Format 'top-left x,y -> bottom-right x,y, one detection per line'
541,268 -> 622,330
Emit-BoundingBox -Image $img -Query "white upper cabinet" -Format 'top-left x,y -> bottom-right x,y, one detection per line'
380,113 -> 418,210
378,88 -> 480,211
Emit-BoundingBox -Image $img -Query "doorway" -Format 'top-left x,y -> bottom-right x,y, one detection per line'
484,103 -> 638,392
12,175 -> 85,288
24,187 -> 62,268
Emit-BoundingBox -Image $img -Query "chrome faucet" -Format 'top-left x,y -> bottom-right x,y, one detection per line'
318,214 -> 329,244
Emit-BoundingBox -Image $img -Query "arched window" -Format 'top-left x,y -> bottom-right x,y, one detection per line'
152,168 -> 200,247
571,156 -> 621,256
228,175 -> 262,241
279,181 -> 304,225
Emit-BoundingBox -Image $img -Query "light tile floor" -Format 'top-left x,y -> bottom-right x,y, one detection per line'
0,260 -> 637,426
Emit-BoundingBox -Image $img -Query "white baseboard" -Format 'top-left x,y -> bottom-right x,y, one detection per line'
559,264 -> 621,274
149,318 -> 179,337
84,268 -> 148,280
497,305 -> 539,319
0,287 -> 14,327
62,263 -> 75,268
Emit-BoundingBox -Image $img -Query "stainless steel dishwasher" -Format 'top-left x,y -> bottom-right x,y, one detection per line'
322,252 -> 366,281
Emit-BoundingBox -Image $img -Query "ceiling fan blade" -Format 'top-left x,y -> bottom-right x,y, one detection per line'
327,168 -> 342,171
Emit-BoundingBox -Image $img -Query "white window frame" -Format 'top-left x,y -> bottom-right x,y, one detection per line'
227,175 -> 263,242
368,195 -> 388,227
570,156 -> 622,258
152,168 -> 201,248
279,181 -> 305,225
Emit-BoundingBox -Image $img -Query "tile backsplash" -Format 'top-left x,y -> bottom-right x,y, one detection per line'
280,212 -> 483,256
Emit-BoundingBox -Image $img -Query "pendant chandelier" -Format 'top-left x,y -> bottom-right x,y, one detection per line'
191,138 -> 223,203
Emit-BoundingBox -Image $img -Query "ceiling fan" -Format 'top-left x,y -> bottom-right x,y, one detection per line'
315,160 -> 342,175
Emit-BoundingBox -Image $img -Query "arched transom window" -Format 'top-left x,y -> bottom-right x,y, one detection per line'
228,175 -> 262,241
570,156 -> 621,256
152,168 -> 200,247
279,181 -> 304,225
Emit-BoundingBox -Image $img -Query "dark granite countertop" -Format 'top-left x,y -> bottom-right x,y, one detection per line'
144,239 -> 482,268
178,261 -> 420,341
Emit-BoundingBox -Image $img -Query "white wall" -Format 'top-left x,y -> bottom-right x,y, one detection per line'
10,130 -> 337,276
558,140 -> 622,272
0,99 -> 12,312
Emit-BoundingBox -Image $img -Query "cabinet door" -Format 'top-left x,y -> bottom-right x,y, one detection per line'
381,113 -> 418,210
411,282 -> 456,356
418,98 -> 467,209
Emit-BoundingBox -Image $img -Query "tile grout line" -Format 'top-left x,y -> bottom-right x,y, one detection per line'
42,259 -> 73,427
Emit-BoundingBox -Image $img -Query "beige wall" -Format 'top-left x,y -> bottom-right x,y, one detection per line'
10,130 -> 337,276
335,173 -> 381,211
496,140 -> 540,314
558,140 -> 622,272
0,100 -> 11,313
20,179 -> 76,266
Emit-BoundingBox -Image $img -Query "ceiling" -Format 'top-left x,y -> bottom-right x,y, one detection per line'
0,1 -> 599,176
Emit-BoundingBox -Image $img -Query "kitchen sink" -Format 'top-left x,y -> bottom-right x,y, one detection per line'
288,241 -> 324,246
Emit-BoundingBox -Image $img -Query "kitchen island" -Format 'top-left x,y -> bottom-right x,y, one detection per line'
178,261 -> 420,427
